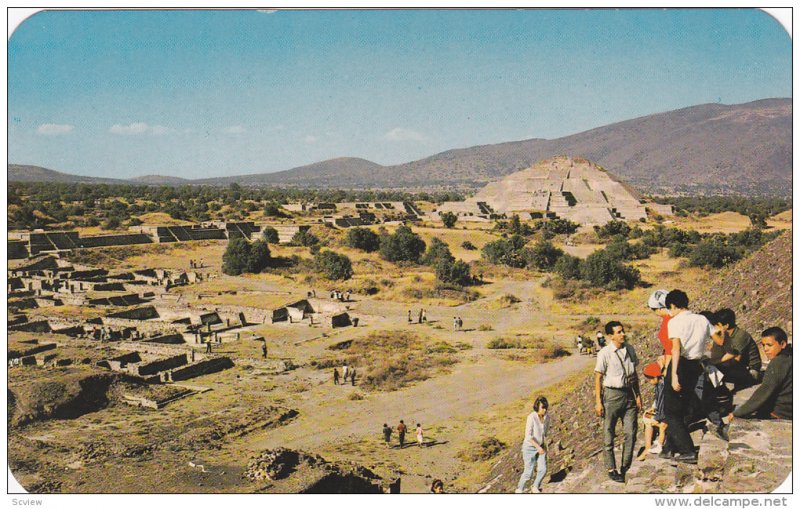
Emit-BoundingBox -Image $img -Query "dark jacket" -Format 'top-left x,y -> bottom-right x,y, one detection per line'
734,349 -> 792,419
729,327 -> 762,373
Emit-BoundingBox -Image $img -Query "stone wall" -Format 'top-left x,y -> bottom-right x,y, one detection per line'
170,356 -> 234,381
135,353 -> 189,376
80,233 -> 153,248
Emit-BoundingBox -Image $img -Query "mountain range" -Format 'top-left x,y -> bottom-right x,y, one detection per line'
8,98 -> 791,195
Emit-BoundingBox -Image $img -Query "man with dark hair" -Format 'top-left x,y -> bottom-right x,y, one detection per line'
663,289 -> 720,464
710,308 -> 762,389
732,327 -> 792,420
595,321 -> 641,482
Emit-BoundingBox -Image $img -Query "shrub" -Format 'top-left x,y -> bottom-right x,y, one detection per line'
264,202 -> 286,217
314,250 -> 354,280
481,235 -> 527,268
554,254 -> 582,280
580,249 -> 640,290
345,227 -> 380,252
594,220 -> 631,239
222,237 -> 271,276
262,226 -> 279,244
291,230 -> 319,247
440,211 -> 458,228
458,437 -> 507,462
524,240 -> 564,271
435,258 -> 472,286
687,240 -> 741,269
379,225 -> 426,263
461,240 -> 477,250
422,238 -> 455,267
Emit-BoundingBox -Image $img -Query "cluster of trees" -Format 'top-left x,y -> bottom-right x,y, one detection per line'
494,214 -> 579,239
597,222 -> 780,269
8,182 -> 465,231
345,226 -> 473,287
222,238 -> 272,276
650,196 -> 791,227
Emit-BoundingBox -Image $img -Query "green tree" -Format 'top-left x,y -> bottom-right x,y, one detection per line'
580,250 -> 640,290
345,227 -> 381,252
315,250 -> 354,280
524,240 -> 564,271
481,235 -> 528,268
264,202 -> 286,218
379,225 -> 426,263
222,237 -> 252,276
421,237 -> 455,267
436,258 -> 472,286
262,226 -> 280,244
554,254 -> 582,280
440,211 -> 458,228
246,240 -> 272,273
291,229 -> 319,247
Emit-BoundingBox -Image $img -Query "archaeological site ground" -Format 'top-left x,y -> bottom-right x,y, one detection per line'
6,157 -> 792,494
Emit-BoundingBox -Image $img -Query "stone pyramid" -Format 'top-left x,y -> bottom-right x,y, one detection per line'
438,156 -> 649,225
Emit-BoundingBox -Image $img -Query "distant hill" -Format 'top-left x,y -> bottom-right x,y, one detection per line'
7,165 -> 129,185
8,99 -> 791,195
129,175 -> 191,185
193,157 -> 384,186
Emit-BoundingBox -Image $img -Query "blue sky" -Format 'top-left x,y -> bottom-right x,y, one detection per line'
7,9 -> 792,179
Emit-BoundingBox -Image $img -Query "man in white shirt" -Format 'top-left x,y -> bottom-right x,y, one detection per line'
663,289 -> 716,464
594,321 -> 641,483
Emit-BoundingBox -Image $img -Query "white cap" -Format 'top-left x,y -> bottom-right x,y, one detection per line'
648,289 -> 669,309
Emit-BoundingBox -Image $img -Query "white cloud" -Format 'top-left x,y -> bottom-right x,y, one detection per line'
224,125 -> 246,134
384,127 -> 426,142
110,122 -> 149,135
150,125 -> 172,135
37,123 -> 74,136
304,135 -> 318,144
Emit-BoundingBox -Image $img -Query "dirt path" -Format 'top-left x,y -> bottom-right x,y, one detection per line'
237,351 -> 595,492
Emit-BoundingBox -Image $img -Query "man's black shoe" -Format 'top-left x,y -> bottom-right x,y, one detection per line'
713,424 -> 730,442
675,453 -> 698,465
658,450 -> 673,459
608,470 -> 625,483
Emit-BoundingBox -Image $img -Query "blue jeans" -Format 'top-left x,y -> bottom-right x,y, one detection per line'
517,445 -> 547,491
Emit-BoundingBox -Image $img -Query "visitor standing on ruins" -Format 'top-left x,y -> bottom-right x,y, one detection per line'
383,423 -> 392,447
662,289 -> 718,464
408,310 -> 412,323
333,368 -> 340,385
594,321 -> 641,483
731,327 -> 792,420
422,309 -> 427,323
515,396 -> 550,493
262,341 -> 267,359
637,362 -> 668,460
205,339 -> 212,354
418,309 -> 423,324
397,420 -> 408,448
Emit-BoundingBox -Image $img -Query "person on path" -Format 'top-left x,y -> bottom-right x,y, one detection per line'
397,420 -> 408,448
261,341 -> 267,359
205,339 -> 212,354
422,309 -> 427,323
596,331 -> 606,349
453,317 -> 458,331
663,289 -> 721,465
594,321 -> 641,483
333,368 -> 340,385
350,367 -> 356,386
515,396 -> 551,493
343,364 -> 349,382
418,309 -> 423,324
416,423 -> 424,447
382,424 -> 392,447
408,310 -> 413,323
731,327 -> 792,420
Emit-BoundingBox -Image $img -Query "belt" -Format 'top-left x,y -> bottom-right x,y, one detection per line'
605,386 -> 632,391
